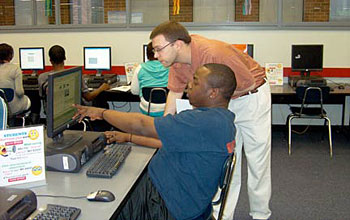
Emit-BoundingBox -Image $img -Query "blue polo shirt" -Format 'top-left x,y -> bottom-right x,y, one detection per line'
149,107 -> 236,220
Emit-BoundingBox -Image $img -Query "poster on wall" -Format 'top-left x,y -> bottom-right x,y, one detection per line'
0,125 -> 46,188
265,63 -> 284,85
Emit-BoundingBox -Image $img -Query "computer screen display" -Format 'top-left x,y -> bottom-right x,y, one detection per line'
232,44 -> 254,58
83,47 -> 111,74
19,47 -> 45,70
143,44 -> 148,62
46,66 -> 82,149
291,45 -> 323,76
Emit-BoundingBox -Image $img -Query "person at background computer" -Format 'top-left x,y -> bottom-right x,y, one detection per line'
73,63 -> 236,220
150,21 -> 271,220
0,43 -> 31,120
38,45 -> 110,109
130,42 -> 169,117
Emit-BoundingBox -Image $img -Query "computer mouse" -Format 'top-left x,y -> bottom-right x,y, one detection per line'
87,190 -> 115,202
338,85 -> 345,90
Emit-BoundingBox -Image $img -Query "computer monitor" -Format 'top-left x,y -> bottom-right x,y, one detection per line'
291,45 -> 323,77
83,47 -> 111,76
46,66 -> 82,150
232,44 -> 254,58
143,44 -> 148,62
19,47 -> 45,75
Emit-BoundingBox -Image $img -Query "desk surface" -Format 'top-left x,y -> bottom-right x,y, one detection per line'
31,144 -> 156,220
270,83 -> 350,95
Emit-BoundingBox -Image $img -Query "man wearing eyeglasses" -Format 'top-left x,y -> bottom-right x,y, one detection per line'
150,21 -> 271,220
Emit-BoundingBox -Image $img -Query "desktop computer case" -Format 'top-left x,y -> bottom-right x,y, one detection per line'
45,130 -> 105,173
0,187 -> 37,220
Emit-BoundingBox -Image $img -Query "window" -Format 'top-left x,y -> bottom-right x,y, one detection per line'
330,0 -> 350,21
0,0 -> 349,30
283,0 -> 350,23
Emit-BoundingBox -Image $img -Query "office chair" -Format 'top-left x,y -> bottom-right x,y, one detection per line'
141,87 -> 168,115
199,152 -> 237,220
0,97 -> 8,130
0,88 -> 31,127
210,152 -> 236,220
286,86 -> 333,157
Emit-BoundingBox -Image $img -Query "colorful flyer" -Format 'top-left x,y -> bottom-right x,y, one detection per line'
0,125 -> 46,187
265,63 -> 284,85
124,62 -> 139,84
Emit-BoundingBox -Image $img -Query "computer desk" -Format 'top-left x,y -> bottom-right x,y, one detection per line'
31,144 -> 156,220
271,83 -> 350,126
101,84 -> 350,126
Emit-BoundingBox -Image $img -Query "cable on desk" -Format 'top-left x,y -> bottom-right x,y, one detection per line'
112,102 -> 131,112
36,194 -> 86,199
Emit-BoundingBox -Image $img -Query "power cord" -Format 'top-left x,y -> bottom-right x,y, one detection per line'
36,194 -> 86,199
112,102 -> 132,112
292,124 -> 311,135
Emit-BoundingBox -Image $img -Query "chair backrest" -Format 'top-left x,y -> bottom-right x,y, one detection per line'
296,86 -> 330,115
142,87 -> 168,115
0,97 -> 8,130
0,88 -> 15,103
142,87 -> 168,103
296,86 -> 330,104
212,152 -> 236,220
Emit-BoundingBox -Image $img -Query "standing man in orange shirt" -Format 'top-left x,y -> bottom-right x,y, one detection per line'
150,21 -> 271,220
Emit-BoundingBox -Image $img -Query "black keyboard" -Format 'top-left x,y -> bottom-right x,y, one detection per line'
84,74 -> 119,87
86,144 -> 132,178
27,204 -> 81,220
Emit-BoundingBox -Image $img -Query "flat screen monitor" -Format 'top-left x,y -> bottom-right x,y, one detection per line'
291,45 -> 323,77
19,47 -> 45,75
83,47 -> 111,76
143,44 -> 148,62
232,44 -> 254,58
46,66 -> 82,150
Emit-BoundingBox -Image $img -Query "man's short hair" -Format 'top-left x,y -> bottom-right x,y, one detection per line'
146,42 -> 156,61
150,21 -> 191,44
0,43 -> 14,63
49,45 -> 66,65
203,63 -> 237,101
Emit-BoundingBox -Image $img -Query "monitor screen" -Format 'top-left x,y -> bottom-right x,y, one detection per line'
291,45 -> 323,76
46,66 -> 82,150
19,47 -> 45,70
83,47 -> 111,74
232,44 -> 254,58
143,44 -> 148,62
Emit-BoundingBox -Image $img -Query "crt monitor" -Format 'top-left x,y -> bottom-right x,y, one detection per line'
19,47 -> 45,75
46,66 -> 82,150
83,47 -> 111,76
291,45 -> 323,77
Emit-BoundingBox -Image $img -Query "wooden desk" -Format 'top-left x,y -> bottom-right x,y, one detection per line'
31,144 -> 156,220
270,83 -> 350,126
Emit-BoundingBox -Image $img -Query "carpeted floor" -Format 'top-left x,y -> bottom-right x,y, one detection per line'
233,126 -> 350,220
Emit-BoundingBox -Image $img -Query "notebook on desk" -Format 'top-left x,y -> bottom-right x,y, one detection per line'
110,85 -> 131,92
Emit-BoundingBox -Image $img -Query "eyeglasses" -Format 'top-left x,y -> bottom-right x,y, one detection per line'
152,41 -> 175,53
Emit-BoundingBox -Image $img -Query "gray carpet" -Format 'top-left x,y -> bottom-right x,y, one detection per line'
233,127 -> 350,220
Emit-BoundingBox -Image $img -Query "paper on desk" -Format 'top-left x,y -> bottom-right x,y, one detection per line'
176,99 -> 193,113
110,85 -> 131,92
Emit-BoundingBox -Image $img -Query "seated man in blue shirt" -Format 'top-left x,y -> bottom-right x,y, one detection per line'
73,63 -> 237,220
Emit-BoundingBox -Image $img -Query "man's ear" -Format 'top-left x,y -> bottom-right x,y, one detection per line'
209,88 -> 220,99
174,40 -> 183,50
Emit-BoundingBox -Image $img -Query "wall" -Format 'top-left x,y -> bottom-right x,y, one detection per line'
1,29 -> 350,125
2,30 -> 348,67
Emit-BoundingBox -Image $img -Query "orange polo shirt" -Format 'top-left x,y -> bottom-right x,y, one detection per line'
168,35 -> 265,99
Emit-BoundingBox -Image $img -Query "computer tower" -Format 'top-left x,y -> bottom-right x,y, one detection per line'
0,187 -> 37,220
45,130 -> 106,173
